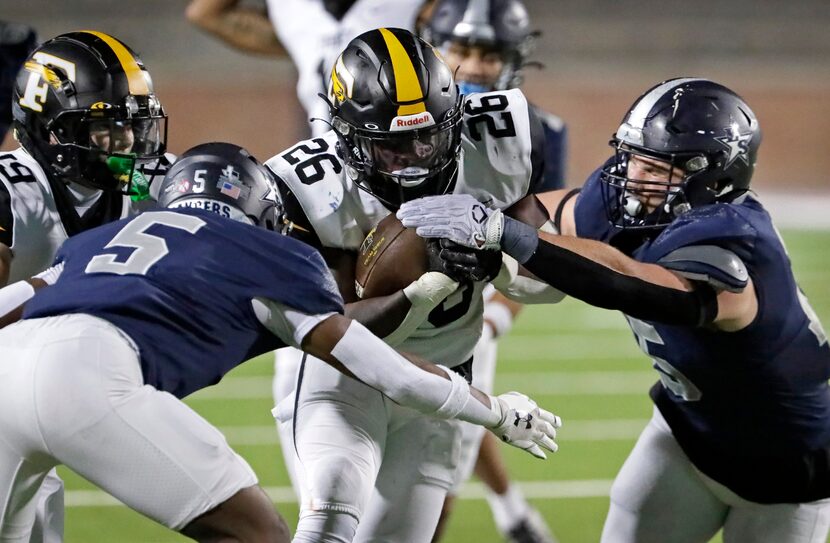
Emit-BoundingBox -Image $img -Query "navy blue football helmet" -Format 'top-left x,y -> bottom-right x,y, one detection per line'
600,78 -> 761,231
420,0 -> 535,94
158,142 -> 283,231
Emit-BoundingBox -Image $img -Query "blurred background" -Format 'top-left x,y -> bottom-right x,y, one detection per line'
4,0 -> 830,192
3,2 -> 830,541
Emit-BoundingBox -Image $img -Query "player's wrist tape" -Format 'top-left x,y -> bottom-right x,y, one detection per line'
488,395 -> 508,429
501,217 -> 539,264
491,253 -> 519,290
483,208 -> 505,250
483,300 -> 514,338
33,262 -> 64,286
403,271 -> 459,306
434,364 -> 470,419
384,272 -> 459,346
0,280 -> 36,318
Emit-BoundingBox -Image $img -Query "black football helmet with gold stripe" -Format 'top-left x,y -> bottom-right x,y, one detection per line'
12,31 -> 167,193
328,27 -> 462,211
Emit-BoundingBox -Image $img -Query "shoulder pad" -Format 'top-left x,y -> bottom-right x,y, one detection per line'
645,203 -> 758,265
462,89 -> 530,143
265,132 -> 386,249
458,89 -> 536,206
658,245 -> 749,292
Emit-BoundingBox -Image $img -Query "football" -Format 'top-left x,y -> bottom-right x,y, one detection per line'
354,213 -> 428,299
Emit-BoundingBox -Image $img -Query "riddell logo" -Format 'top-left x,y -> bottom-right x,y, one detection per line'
389,112 -> 435,132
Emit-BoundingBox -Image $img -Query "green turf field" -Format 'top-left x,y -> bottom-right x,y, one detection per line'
59,230 -> 830,542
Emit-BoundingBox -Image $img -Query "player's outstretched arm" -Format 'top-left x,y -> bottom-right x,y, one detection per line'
185,0 -> 287,57
398,194 -> 757,330
301,313 -> 561,459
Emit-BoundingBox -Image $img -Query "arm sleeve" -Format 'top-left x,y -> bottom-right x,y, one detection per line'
256,300 -> 500,427
521,235 -> 718,326
330,320 -> 499,427
251,297 -> 336,347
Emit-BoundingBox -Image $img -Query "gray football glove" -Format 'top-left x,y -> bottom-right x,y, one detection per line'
397,194 -> 504,250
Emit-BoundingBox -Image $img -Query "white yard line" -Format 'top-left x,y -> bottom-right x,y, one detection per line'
65,479 -> 615,507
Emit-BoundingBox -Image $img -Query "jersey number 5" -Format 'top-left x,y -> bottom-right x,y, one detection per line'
85,212 -> 206,276
626,316 -> 702,401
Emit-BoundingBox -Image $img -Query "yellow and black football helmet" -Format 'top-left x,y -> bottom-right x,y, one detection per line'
328,27 -> 462,211
12,31 -> 167,194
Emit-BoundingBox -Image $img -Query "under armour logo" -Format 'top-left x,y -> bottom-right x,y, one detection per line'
471,204 -> 488,224
513,412 -> 533,430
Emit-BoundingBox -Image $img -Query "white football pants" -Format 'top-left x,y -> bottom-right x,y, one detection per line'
0,314 -> 258,539
279,355 -> 463,543
602,408 -> 830,543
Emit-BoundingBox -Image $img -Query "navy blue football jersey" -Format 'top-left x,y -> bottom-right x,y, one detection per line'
574,167 -> 830,502
573,164 -> 610,240
530,105 -> 567,192
24,208 -> 343,398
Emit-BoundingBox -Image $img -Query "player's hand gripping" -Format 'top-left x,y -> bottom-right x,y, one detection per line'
398,194 -> 504,250
488,391 -> 561,459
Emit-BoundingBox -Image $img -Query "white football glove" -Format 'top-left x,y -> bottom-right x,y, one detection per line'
397,194 -> 504,250
488,391 -> 562,459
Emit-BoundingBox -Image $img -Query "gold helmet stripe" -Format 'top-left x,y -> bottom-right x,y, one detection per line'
81,30 -> 150,95
378,28 -> 426,116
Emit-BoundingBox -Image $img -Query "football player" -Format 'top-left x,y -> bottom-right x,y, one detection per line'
264,28 -> 563,542
420,2 -> 566,540
0,30 -> 169,542
398,78 -> 830,542
0,142 -> 559,542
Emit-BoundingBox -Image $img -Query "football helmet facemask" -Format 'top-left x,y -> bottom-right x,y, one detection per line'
328,27 -> 463,211
420,0 -> 536,95
12,31 -> 167,195
600,78 -> 761,232
158,142 -> 284,231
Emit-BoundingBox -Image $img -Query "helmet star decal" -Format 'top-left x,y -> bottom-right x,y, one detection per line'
715,132 -> 753,167
261,183 -> 280,204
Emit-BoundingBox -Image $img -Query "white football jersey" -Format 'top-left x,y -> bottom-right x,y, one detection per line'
266,89 -> 541,366
0,148 -> 164,283
266,0 -> 422,136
